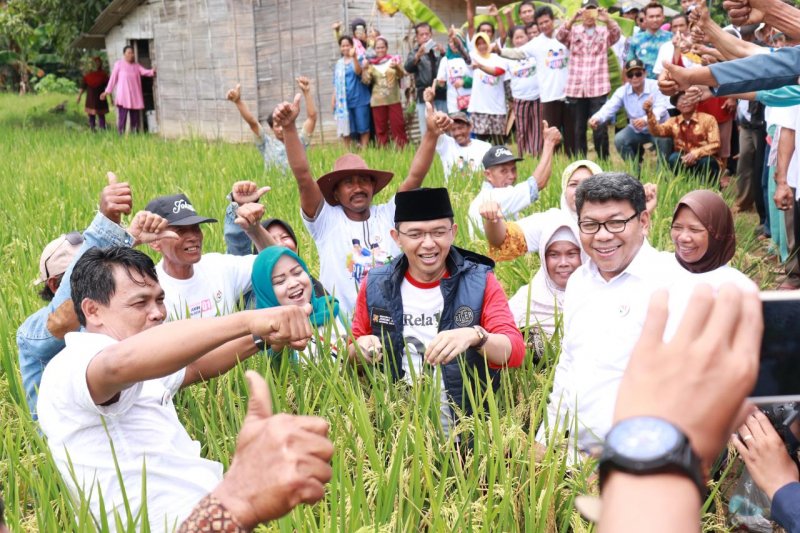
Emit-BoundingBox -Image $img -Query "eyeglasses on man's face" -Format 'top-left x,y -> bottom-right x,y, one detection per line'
397,226 -> 454,241
578,213 -> 639,235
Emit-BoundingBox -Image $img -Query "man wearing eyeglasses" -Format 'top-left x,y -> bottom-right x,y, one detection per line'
589,59 -> 672,163
540,172 -> 679,453
17,173 -> 175,418
349,188 -> 525,436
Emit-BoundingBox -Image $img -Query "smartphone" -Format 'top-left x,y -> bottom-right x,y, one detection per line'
749,292 -> 800,404
476,6 -> 491,15
423,38 -> 436,53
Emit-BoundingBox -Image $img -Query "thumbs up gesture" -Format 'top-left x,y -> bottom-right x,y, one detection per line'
230,181 -> 271,205
100,171 -> 132,224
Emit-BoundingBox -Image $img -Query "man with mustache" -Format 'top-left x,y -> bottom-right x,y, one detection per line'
273,94 -> 452,315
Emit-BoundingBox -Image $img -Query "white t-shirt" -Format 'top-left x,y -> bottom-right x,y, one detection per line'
652,42 -> 698,75
520,34 -> 569,103
467,53 -> 510,115
303,199 -> 398,315
157,253 -> 256,320
772,104 -> 800,190
435,134 -> 492,180
437,56 -> 472,114
507,57 -> 540,101
38,332 -> 222,531
399,274 -> 452,434
467,179 -> 540,238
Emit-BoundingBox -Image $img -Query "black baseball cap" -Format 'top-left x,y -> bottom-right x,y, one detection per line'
482,145 -> 524,169
583,0 -> 599,8
624,58 -> 645,74
145,193 -> 217,226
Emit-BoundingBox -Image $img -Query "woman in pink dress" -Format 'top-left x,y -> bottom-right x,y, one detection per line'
100,46 -> 155,134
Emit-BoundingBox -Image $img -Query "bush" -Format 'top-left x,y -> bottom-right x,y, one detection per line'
33,74 -> 77,95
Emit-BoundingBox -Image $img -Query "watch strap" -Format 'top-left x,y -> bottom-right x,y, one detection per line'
473,325 -> 489,350
599,422 -> 706,497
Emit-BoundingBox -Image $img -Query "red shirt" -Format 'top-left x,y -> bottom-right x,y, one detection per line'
351,271 -> 525,369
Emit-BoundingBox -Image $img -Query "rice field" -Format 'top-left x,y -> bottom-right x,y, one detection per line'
0,93 -> 773,532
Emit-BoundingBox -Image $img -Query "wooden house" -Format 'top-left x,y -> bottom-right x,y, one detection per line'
73,0 -> 478,143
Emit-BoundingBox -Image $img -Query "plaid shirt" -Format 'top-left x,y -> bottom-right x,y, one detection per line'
556,23 -> 620,98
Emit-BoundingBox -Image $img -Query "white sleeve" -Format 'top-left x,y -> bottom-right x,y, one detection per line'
652,43 -> 671,75
222,253 -> 257,295
301,200 -> 331,239
436,57 -> 447,82
516,211 -> 548,252
773,105 -> 799,129
64,336 -> 143,418
491,180 -> 539,218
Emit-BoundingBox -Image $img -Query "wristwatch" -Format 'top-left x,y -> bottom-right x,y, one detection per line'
252,334 -> 265,350
599,416 -> 705,497
472,325 -> 489,350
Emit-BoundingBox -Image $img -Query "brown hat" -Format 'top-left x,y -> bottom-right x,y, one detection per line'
317,153 -> 394,206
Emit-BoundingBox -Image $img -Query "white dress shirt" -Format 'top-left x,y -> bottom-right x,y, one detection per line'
542,240 -> 680,451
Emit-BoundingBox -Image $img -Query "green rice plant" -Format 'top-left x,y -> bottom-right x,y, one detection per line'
0,93 -> 764,532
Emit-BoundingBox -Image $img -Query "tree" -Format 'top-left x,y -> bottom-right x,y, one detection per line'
0,0 -> 112,93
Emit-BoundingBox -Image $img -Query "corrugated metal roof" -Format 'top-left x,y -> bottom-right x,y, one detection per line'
71,0 -> 147,48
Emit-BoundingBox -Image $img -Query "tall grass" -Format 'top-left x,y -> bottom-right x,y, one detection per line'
0,94 -> 766,532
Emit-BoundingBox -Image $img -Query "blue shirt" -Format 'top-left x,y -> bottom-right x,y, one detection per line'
344,62 -> 371,109
591,78 -> 669,133
711,46 -> 800,96
772,482 -> 800,533
626,29 -> 672,79
756,85 -> 800,107
17,212 -> 134,418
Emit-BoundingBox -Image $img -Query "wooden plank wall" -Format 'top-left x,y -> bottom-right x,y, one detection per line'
103,0 -> 487,143
152,0 -> 257,140
105,0 -> 258,141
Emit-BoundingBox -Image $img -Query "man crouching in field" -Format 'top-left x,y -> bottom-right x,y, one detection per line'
348,188 -> 525,437
36,246 -> 320,531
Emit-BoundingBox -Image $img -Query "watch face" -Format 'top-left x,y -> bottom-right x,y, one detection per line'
606,417 -> 682,461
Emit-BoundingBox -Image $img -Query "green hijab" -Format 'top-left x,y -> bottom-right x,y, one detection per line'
251,246 -> 339,327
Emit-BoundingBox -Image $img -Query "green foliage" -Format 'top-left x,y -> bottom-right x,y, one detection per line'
0,94 -> 769,532
33,73 -> 78,94
395,0 -> 448,33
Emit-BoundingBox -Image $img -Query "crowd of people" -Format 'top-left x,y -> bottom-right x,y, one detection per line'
12,0 -> 800,531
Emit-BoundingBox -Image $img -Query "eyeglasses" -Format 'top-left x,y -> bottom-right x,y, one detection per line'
44,231 -> 84,279
628,70 -> 644,78
397,227 -> 454,241
578,213 -> 639,235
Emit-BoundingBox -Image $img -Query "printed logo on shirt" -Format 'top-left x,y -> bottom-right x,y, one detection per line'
454,306 -> 476,327
346,237 -> 392,284
510,59 -> 536,79
480,72 -> 502,86
371,307 -> 396,331
546,49 -> 568,69
402,312 -> 441,327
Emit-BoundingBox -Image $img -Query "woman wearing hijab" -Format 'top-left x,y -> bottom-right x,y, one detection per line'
467,32 -> 510,145
333,36 -> 372,148
361,37 -> 408,147
251,246 -> 345,360
507,223 -> 582,359
670,190 -> 752,285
